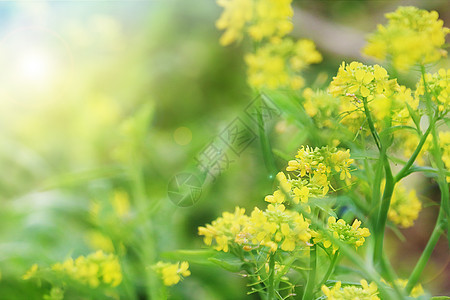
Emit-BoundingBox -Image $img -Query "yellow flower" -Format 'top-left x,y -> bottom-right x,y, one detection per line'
22,264 -> 38,280
302,88 -> 340,128
25,251 -> 122,288
235,204 -> 312,252
322,280 -> 380,300
313,217 -> 370,254
329,61 -> 418,132
154,261 -> 191,286
416,69 -> 450,113
245,38 -> 321,90
363,6 -> 449,70
198,207 -> 248,252
215,0 -> 294,46
388,183 -> 421,228
215,0 -> 253,46
111,190 -> 130,218
283,146 -> 354,204
439,131 -> 450,181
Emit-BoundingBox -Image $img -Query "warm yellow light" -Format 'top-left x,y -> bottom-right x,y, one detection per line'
17,51 -> 54,84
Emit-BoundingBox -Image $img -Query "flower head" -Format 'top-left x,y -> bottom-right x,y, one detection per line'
363,6 -> 449,70
322,280 -> 380,300
153,261 -> 191,286
51,250 -> 122,288
313,217 -> 370,254
215,0 -> 293,46
245,38 -> 321,90
198,207 -> 248,252
416,69 -> 450,113
236,204 -> 312,252
388,183 -> 421,228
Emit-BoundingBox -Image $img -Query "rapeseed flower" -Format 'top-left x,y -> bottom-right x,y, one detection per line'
215,0 -> 293,46
269,146 -> 353,205
198,207 -> 248,252
236,204 -> 312,252
388,183 -> 421,228
23,251 -> 122,288
439,131 -> 450,181
153,261 -> 191,286
416,68 -> 450,113
322,280 -> 380,300
329,61 -> 418,132
245,38 -> 322,90
51,251 -> 122,288
363,6 -> 449,70
313,217 -> 370,254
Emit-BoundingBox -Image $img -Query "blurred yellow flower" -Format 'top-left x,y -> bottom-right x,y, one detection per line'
245,38 -> 321,90
322,280 -> 380,300
363,6 -> 449,70
215,0 -> 293,46
153,261 -> 191,286
388,183 -> 421,228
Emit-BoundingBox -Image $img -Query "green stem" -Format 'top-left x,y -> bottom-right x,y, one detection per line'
318,250 -> 339,288
268,253 -> 276,300
362,97 -> 381,150
374,156 -> 395,265
394,125 -> 432,183
420,64 -> 450,243
258,94 -> 278,177
131,161 -> 160,300
406,209 -> 445,294
405,65 -> 450,293
302,244 -> 317,300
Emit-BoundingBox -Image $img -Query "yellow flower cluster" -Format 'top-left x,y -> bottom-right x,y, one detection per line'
215,0 -> 293,46
153,261 -> 191,286
51,251 -> 122,288
329,62 -> 396,99
302,88 -> 340,128
416,68 -> 450,113
382,278 -> 425,298
313,217 -> 370,254
329,61 -> 418,132
265,146 -> 353,205
198,207 -> 248,252
23,251 -> 122,288
388,183 -> 421,228
363,6 -> 449,70
245,38 -> 322,90
199,205 -> 312,253
322,280 -> 380,300
440,131 -> 450,181
236,204 -> 312,252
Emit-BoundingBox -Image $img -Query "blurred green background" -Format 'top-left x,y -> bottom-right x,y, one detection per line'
0,0 -> 449,299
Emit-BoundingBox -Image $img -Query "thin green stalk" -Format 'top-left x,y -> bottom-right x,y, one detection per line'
302,244 -> 317,300
405,65 -> 450,293
258,94 -> 278,177
268,253 -> 276,300
374,156 -> 395,265
394,125 -> 432,183
420,64 -> 450,242
362,97 -> 381,150
406,209 -> 445,294
317,250 -> 339,288
131,161 -> 160,300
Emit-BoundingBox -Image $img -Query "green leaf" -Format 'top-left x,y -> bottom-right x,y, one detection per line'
164,249 -> 244,272
431,297 -> 450,300
161,249 -> 217,266
208,253 -> 243,272
405,102 -> 421,132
